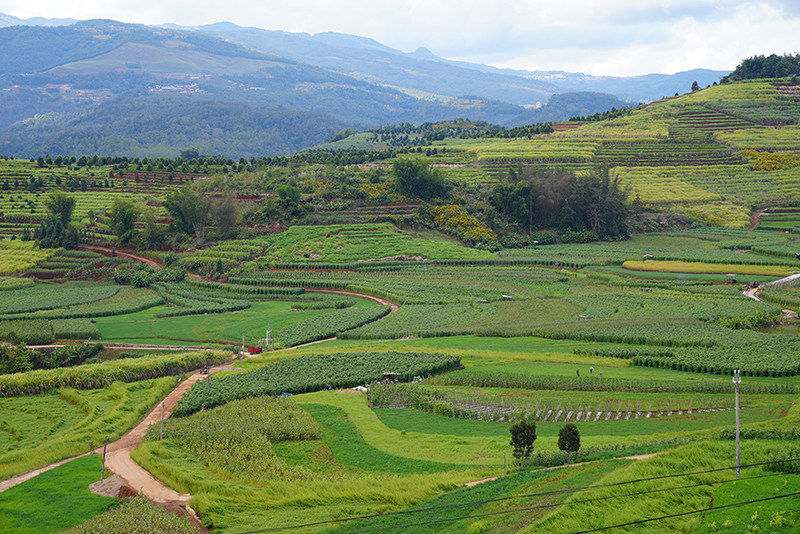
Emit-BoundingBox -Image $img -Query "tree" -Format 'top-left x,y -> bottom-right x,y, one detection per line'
509,419 -> 537,469
393,158 -> 449,201
108,198 -> 139,246
211,191 -> 241,233
558,423 -> 581,463
559,166 -> 629,239
140,207 -> 165,250
691,80 -> 700,92
276,184 -> 303,221
43,190 -> 76,227
163,186 -> 209,247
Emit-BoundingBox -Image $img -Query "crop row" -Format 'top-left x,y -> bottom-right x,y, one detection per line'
0,276 -> 34,291
0,350 -> 229,397
144,395 -> 321,482
152,282 -> 251,318
340,303 -> 494,340
172,351 -> 462,416
0,318 -> 52,344
429,369 -> 796,395
0,286 -> 163,321
273,305 -> 391,347
183,277 -> 305,297
0,282 -> 119,315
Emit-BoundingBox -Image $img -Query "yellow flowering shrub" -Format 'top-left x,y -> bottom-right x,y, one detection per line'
741,149 -> 799,171
430,204 -> 497,248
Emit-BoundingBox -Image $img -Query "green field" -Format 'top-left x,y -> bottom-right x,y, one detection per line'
5,79 -> 800,533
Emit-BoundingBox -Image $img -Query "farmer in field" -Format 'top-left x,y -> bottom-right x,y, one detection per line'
576,369 -> 580,378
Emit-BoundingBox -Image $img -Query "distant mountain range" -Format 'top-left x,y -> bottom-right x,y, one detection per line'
0,14 -> 730,158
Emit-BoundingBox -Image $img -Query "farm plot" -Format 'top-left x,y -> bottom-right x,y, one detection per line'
467,138 -> 599,164
172,351 -> 461,416
24,249 -> 107,279
594,140 -> 742,166
245,223 -> 493,268
0,240 -> 57,274
0,282 -> 119,316
0,377 -> 178,480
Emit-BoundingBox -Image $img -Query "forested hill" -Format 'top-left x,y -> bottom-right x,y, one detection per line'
0,17 -> 732,159
0,94 -> 347,159
0,19 -> 641,158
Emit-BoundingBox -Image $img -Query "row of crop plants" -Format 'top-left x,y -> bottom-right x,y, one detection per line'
172,351 -> 461,416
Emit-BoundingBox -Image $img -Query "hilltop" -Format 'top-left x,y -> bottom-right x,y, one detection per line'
0,16 -> 726,158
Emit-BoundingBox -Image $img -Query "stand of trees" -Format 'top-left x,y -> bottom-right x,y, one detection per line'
489,166 -> 630,240
721,54 -> 800,83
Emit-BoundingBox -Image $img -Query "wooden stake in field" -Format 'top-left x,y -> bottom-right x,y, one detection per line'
733,369 -> 742,477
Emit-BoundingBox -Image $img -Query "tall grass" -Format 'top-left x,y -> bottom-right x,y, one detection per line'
0,377 -> 176,481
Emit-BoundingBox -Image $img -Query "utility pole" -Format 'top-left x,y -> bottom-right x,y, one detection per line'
733,369 -> 741,478
101,407 -> 107,481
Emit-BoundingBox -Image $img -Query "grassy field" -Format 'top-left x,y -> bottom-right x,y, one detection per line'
5,79 -> 800,532
0,455 -> 118,534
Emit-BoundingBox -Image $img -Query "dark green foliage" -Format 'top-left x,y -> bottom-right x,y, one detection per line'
393,158 -> 449,201
112,264 -> 185,288
722,53 -> 800,83
276,184 -> 303,220
1,343 -> 104,374
172,351 -> 461,416
163,186 -> 209,246
42,190 -> 76,227
509,419 -> 537,468
33,218 -> 79,249
107,198 -> 139,245
558,423 -> 581,463
559,166 -> 629,239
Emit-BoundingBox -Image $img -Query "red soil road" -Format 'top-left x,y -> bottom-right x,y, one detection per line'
79,246 -> 162,269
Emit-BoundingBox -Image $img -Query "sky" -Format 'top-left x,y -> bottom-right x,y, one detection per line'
2,0 -> 799,76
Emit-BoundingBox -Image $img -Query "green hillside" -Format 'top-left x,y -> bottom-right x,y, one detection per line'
2,77 -> 800,534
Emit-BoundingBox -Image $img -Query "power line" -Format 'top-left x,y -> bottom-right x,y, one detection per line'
231,459 -> 799,534
569,491 -> 800,534
326,472 -> 786,534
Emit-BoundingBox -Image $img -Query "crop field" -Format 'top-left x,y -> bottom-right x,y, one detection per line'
0,377 -> 179,480
6,80 -> 800,533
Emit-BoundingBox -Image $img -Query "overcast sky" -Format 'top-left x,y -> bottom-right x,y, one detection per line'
3,0 -> 799,76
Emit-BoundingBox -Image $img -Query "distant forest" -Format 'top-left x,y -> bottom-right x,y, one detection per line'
722,53 -> 800,83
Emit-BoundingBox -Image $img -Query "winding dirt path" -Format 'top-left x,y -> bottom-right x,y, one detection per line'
79,246 -> 162,269
2,256 -> 401,506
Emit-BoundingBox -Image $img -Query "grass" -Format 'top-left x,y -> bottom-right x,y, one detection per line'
275,404 -> 464,474
0,455 -> 118,534
0,378 -> 177,480
95,300 -> 352,346
523,440 -> 787,534
586,265 -> 782,283
294,391 -> 509,466
699,470 -> 800,533
324,460 -> 632,534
